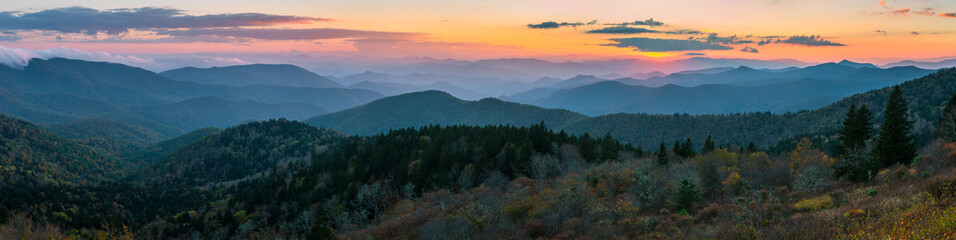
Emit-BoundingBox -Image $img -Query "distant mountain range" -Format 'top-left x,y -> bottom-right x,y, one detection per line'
302,67 -> 956,148
505,60 -> 934,115
1,56 -> 950,149
0,58 -> 382,140
884,58 -> 956,69
161,64 -> 343,88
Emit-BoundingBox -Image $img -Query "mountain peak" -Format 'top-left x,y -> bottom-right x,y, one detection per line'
836,59 -> 879,69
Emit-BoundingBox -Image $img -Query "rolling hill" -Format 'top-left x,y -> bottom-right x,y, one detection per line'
304,90 -> 588,136
132,96 -> 329,129
139,119 -> 346,187
0,114 -> 126,186
160,64 -> 344,88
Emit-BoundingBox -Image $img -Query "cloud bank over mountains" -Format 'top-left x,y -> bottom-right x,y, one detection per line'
0,44 -> 153,69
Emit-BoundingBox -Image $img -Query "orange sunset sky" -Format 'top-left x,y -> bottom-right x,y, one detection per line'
1,0 -> 955,64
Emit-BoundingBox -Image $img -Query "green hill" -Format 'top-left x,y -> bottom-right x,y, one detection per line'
122,127 -> 221,166
42,118 -> 166,143
138,119 -> 346,187
305,90 -> 588,136
0,114 -> 125,186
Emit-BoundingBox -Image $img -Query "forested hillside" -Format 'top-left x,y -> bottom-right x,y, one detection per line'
0,114 -> 125,186
306,91 -> 588,136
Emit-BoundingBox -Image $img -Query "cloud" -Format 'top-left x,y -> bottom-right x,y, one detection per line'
603,37 -> 733,52
774,35 -> 846,47
914,8 -> 937,16
876,29 -> 887,35
527,21 -> 590,29
911,31 -> 920,35
684,52 -> 705,56
158,28 -> 421,42
942,13 -> 956,18
878,1 -> 888,8
740,46 -> 759,53
0,7 -> 328,35
704,33 -> 754,44
33,47 -> 153,64
893,8 -> 911,15
0,44 -> 154,69
666,29 -> 704,35
0,44 -> 40,69
586,26 -> 659,34
606,18 -> 664,27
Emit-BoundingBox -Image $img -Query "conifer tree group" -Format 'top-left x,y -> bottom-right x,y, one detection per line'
837,85 -> 917,181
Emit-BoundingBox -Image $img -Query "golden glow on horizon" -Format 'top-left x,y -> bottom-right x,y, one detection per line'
1,0 -> 955,63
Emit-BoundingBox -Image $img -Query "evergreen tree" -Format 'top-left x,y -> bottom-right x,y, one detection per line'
306,218 -> 338,240
746,142 -> 757,153
657,142 -> 669,166
675,179 -> 700,211
702,135 -> 715,154
837,104 -> 873,155
673,140 -> 681,156
680,138 -> 695,157
836,104 -> 876,181
936,94 -> 956,142
873,86 -> 917,169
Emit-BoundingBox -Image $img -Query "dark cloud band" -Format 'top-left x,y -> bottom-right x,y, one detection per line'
0,7 -> 328,35
159,28 -> 421,41
527,21 -> 590,29
604,37 -> 733,52
774,35 -> 846,47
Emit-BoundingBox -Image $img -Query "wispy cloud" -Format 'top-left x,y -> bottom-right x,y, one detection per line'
159,28 -> 421,42
527,21 -> 594,29
893,8 -> 911,15
942,13 -> 956,18
703,33 -> 754,44
774,35 -> 846,46
604,37 -> 732,52
914,8 -> 937,16
0,7 -> 327,35
0,44 -> 153,69
740,46 -> 759,53
605,18 -> 664,27
586,26 -> 659,34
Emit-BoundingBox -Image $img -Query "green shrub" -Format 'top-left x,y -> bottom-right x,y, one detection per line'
793,195 -> 834,212
867,188 -> 879,197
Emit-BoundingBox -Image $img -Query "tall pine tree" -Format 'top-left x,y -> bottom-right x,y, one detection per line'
702,135 -> 715,154
873,86 -> 917,169
678,138 -> 695,158
837,104 -> 875,181
838,104 -> 874,155
657,142 -> 669,166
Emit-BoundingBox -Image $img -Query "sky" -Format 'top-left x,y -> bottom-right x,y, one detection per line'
1,0 -> 955,66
